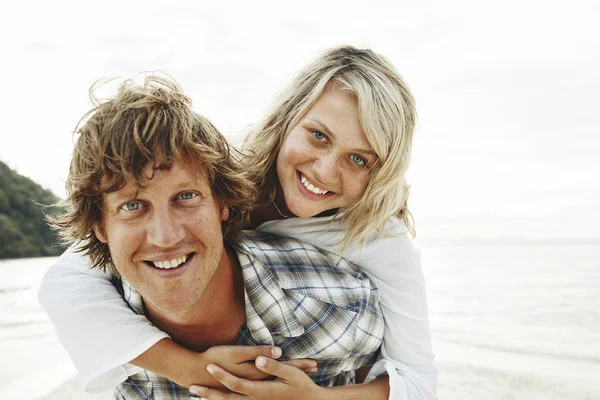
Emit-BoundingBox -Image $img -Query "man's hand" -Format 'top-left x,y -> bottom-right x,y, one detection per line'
188,356 -> 326,400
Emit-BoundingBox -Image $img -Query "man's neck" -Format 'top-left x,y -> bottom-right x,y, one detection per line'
144,247 -> 246,352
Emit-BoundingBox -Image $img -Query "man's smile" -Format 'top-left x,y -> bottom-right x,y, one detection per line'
145,253 -> 194,270
140,252 -> 197,278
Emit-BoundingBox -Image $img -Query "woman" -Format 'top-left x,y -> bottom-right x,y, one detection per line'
38,46 -> 436,399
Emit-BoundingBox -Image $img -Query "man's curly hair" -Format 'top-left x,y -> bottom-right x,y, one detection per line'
49,74 -> 257,271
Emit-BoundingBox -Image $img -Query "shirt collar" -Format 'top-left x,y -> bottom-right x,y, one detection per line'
117,243 -> 306,343
116,277 -> 145,315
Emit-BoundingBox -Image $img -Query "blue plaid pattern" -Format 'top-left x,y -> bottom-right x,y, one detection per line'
114,231 -> 384,399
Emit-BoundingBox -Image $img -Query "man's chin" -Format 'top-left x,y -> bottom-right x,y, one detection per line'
143,289 -> 199,316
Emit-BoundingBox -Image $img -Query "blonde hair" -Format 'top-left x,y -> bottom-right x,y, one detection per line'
244,45 -> 416,247
49,75 -> 256,271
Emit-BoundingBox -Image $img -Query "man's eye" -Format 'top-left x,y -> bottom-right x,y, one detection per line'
312,130 -> 327,141
179,192 -> 197,200
350,154 -> 366,166
120,202 -> 141,211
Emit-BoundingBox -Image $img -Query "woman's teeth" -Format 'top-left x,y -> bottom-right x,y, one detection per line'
300,173 -> 329,195
152,255 -> 187,269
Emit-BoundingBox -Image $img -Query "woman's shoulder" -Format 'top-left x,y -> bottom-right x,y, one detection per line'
254,215 -> 346,251
255,216 -> 420,272
256,215 -> 341,234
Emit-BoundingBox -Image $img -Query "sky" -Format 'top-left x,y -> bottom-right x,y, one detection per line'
1,0 -> 599,240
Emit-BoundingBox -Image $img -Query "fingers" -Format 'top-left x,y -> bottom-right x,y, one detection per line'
205,359 -> 317,399
231,345 -> 282,361
227,360 -> 271,381
189,385 -> 247,400
206,364 -> 260,396
280,358 -> 318,374
254,357 -> 311,383
254,345 -> 282,359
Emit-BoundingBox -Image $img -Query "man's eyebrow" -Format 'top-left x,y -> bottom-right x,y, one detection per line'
307,118 -> 378,156
106,180 -> 205,202
173,180 -> 208,192
107,188 -> 138,202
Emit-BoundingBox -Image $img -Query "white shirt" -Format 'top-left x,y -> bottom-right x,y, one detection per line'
38,216 -> 437,399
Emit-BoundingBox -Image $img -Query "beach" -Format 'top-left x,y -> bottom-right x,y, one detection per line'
34,360 -> 600,400
37,378 -> 109,400
2,244 -> 599,400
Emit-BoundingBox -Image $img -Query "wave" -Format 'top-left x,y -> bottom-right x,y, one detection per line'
0,286 -> 31,294
437,337 -> 600,365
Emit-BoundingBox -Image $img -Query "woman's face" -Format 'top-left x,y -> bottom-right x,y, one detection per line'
276,86 -> 378,218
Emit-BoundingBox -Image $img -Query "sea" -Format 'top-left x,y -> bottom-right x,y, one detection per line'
0,244 -> 598,400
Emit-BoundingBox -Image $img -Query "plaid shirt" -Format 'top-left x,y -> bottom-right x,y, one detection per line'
113,231 -> 384,399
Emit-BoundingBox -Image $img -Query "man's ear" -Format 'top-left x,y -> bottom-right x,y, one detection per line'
220,205 -> 230,222
93,224 -> 108,243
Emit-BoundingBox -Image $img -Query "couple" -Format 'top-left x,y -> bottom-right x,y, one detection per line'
40,46 -> 436,399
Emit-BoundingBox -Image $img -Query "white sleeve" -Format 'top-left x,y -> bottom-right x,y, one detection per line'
256,217 -> 437,400
359,237 -> 437,400
37,247 -> 170,393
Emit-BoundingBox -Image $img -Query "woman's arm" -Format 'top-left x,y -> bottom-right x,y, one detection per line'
131,338 -> 314,388
38,247 -> 169,392
190,357 -> 390,400
255,216 -> 438,400
358,234 -> 437,400
37,247 -> 284,392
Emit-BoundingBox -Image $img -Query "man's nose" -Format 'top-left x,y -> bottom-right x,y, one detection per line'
146,208 -> 185,248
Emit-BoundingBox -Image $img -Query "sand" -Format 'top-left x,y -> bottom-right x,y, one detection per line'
37,362 -> 600,400
36,378 -> 111,400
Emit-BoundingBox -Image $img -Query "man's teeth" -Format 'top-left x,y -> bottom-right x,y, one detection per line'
152,255 -> 187,269
300,174 -> 329,195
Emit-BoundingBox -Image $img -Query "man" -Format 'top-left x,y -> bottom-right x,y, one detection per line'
46,75 -> 384,399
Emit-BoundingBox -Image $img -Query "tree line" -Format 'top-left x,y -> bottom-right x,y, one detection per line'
0,160 -> 66,259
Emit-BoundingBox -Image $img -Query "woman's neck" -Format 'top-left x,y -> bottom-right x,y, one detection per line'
248,184 -> 293,228
248,203 -> 285,229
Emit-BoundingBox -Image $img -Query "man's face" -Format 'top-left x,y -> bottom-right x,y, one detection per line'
95,161 -> 229,315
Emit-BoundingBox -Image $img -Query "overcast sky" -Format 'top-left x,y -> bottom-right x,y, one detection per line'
1,0 -> 598,239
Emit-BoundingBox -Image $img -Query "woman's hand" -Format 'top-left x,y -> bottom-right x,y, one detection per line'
189,356 -> 327,400
131,339 -> 316,388
158,343 -> 284,387
198,345 -> 283,383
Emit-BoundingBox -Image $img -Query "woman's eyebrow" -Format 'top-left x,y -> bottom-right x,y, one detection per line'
308,118 -> 377,156
308,118 -> 335,138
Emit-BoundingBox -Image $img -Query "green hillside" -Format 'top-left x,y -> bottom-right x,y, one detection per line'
0,160 -> 66,259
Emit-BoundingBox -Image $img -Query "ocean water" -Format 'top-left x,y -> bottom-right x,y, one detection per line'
1,245 -> 598,399
0,256 -> 78,400
422,244 -> 600,399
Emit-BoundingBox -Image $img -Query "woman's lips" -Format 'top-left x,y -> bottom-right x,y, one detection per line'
296,171 -> 334,201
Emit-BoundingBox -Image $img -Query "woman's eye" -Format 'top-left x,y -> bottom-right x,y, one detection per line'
179,192 -> 197,200
312,130 -> 327,141
120,202 -> 141,211
350,154 -> 366,166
